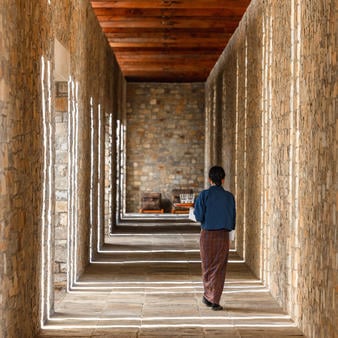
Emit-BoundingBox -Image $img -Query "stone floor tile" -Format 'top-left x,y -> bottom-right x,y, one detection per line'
237,328 -> 304,337
91,327 -> 139,336
150,292 -> 198,302
39,327 -> 95,337
142,303 -> 200,318
92,334 -> 137,338
100,303 -> 144,316
38,225 -> 305,338
203,328 -> 241,337
139,327 -> 204,337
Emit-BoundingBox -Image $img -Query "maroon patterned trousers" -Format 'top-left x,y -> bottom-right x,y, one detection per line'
200,229 -> 230,305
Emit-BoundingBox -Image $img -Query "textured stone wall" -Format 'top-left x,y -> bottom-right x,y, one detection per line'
0,0 -> 124,336
0,1 -> 46,336
54,95 -> 68,293
295,1 -> 336,336
206,0 -> 336,337
126,83 -> 205,213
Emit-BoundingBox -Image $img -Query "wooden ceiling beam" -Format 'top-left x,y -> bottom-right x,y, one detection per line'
97,15 -> 242,24
108,37 -> 230,48
118,65 -> 211,74
114,48 -> 222,55
102,27 -> 233,34
90,0 -> 251,81
124,69 -> 209,76
105,31 -> 232,39
115,53 -> 219,61
124,70 -> 210,82
91,0 -> 251,9
99,17 -> 240,28
126,76 -> 207,82
117,58 -> 216,67
93,7 -> 248,17
112,47 -> 224,54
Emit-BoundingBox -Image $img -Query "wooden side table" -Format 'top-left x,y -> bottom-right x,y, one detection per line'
139,209 -> 164,214
171,203 -> 194,214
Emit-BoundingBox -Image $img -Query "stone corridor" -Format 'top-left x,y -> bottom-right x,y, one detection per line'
39,224 -> 304,337
1,0 -> 336,337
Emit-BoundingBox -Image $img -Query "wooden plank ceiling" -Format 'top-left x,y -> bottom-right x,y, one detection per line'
90,0 -> 251,82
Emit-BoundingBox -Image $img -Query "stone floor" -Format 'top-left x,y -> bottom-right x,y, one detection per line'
39,224 -> 305,337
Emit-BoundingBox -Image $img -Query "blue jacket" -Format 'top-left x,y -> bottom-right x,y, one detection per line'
194,185 -> 236,231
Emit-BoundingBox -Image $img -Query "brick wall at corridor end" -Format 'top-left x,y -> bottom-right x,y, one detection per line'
125,83 -> 205,213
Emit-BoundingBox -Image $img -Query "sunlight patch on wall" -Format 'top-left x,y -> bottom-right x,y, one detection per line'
67,77 -> 79,290
89,97 -> 95,263
40,55 -> 54,323
97,104 -> 102,252
288,0 -> 301,319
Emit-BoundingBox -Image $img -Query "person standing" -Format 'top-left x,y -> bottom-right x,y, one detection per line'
194,166 -> 236,311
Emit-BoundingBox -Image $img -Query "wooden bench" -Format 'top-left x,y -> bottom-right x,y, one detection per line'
171,189 -> 194,214
139,208 -> 164,214
140,192 -> 162,214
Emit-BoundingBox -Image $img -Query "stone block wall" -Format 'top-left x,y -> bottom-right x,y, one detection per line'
125,83 -> 205,213
0,1 -> 46,335
206,0 -> 336,337
54,95 -> 69,293
0,0 -> 124,336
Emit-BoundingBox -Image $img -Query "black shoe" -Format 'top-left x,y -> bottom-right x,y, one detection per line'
211,304 -> 223,311
202,296 -> 212,307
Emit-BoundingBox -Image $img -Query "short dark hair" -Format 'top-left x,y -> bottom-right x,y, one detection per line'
209,166 -> 225,186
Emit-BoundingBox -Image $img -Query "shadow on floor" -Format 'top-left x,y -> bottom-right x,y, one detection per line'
39,225 -> 304,337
